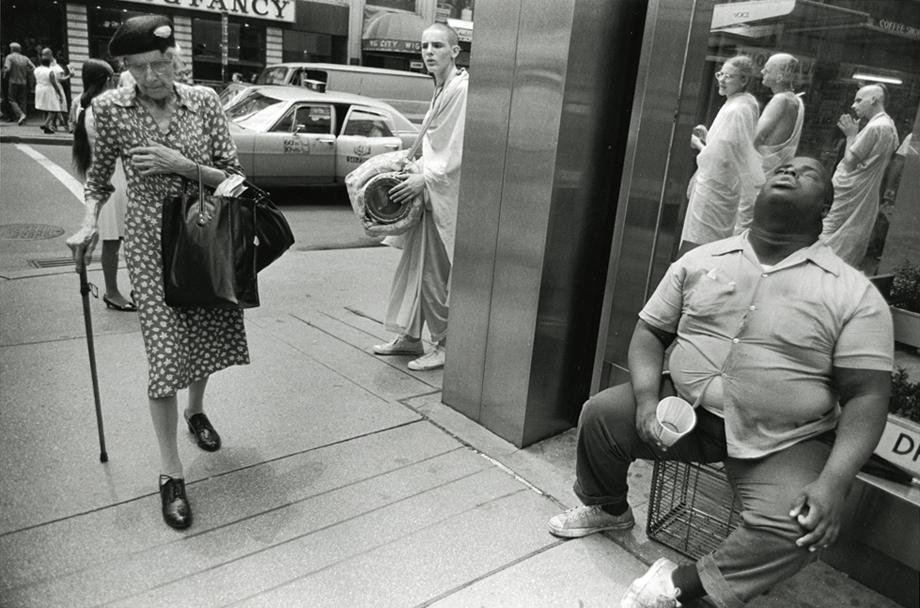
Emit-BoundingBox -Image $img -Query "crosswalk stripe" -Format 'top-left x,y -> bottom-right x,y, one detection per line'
14,143 -> 85,205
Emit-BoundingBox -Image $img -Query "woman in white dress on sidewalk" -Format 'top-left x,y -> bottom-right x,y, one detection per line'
33,55 -> 65,134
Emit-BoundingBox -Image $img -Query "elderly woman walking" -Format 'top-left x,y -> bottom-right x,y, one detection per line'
66,15 -> 249,529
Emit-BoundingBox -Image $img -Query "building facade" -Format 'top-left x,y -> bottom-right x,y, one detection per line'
0,0 -> 472,98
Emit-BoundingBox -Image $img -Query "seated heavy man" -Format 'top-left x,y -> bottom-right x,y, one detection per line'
548,157 -> 893,608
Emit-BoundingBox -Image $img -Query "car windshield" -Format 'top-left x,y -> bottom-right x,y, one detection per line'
226,92 -> 290,132
256,66 -> 288,85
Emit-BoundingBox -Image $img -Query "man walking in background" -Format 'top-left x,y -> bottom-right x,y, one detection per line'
2,42 -> 35,125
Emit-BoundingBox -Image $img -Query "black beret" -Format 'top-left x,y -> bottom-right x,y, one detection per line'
109,15 -> 175,57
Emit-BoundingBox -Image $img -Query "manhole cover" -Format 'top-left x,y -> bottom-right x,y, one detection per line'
0,223 -> 66,240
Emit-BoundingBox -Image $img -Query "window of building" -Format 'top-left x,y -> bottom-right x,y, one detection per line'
191,16 -> 264,84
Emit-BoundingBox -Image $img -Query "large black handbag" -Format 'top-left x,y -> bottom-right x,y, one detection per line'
247,181 -> 295,272
160,171 -> 293,308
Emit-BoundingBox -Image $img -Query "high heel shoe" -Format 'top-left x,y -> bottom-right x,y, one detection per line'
103,295 -> 137,311
40,126 -> 54,134
159,475 -> 192,529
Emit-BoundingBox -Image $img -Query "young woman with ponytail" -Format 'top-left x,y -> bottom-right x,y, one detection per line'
72,58 -> 136,311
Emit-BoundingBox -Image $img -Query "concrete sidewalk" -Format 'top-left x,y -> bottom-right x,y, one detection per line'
0,117 -> 73,146
0,243 -> 902,607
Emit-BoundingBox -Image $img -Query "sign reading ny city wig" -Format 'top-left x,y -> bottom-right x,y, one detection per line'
121,0 -> 295,23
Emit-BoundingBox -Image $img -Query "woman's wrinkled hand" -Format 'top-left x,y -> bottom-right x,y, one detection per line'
128,140 -> 192,177
65,226 -> 99,272
388,173 -> 426,206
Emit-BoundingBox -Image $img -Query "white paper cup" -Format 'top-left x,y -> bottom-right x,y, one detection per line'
655,396 -> 697,446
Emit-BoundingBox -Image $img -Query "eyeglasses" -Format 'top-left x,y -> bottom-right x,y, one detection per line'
715,71 -> 738,81
124,60 -> 173,76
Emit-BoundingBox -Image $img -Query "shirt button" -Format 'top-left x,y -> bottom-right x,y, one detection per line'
761,273 -> 768,278
749,305 -> 756,311
732,338 -> 740,344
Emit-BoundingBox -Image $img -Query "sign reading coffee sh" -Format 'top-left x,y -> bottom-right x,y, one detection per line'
120,0 -> 295,22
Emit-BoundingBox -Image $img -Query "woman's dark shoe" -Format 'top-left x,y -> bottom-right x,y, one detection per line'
40,126 -> 54,134
159,475 -> 192,529
103,295 -> 137,312
185,412 -> 221,451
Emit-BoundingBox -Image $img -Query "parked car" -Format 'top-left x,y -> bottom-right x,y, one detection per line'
226,85 -> 418,188
222,63 -> 434,124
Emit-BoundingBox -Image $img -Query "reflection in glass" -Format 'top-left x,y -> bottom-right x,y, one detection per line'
681,0 -> 920,273
681,55 -> 763,254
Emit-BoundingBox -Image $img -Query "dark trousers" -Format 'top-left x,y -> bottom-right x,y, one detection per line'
574,382 -> 830,608
8,82 -> 28,120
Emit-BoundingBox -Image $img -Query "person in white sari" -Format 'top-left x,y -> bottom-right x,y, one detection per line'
372,23 -> 469,371
681,56 -> 763,254
821,84 -> 899,268
735,53 -> 804,233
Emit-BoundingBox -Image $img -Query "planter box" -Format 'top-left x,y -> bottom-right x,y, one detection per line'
874,414 -> 920,478
891,306 -> 920,349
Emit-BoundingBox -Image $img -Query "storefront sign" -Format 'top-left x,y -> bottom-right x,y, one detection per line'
876,19 -> 920,41
120,0 -> 295,23
363,39 -> 421,54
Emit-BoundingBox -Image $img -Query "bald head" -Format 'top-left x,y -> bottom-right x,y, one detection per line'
764,53 -> 798,86
424,22 -> 460,48
858,84 -> 885,105
851,84 -> 886,119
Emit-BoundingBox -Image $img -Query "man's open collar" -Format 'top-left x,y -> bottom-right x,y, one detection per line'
710,232 -> 841,276
110,83 -> 201,113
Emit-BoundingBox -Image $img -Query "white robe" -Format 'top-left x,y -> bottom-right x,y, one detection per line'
821,112 -> 899,266
682,92 -> 763,246
735,92 -> 804,233
383,69 -> 469,341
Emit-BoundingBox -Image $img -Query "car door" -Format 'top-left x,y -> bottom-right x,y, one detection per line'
335,106 -> 403,180
252,103 -> 336,186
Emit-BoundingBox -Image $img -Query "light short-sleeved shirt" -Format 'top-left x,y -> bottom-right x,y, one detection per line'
3,52 -> 34,84
639,233 -> 893,458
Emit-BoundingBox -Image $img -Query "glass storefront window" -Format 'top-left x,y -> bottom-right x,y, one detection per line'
191,16 -> 264,84
597,0 -> 920,387
678,0 -> 920,273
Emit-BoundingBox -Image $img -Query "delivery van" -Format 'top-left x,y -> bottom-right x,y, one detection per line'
255,63 -> 434,124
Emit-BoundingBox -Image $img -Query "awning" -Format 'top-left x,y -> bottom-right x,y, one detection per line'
362,6 -> 426,54
711,0 -> 868,37
710,0 -> 920,56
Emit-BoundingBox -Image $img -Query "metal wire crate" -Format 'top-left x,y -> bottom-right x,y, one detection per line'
646,460 -> 744,559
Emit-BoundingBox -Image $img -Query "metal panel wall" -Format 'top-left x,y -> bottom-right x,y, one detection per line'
592,0 -> 714,389
444,0 -> 647,447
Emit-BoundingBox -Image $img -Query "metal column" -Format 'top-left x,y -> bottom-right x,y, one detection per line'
444,0 -> 647,447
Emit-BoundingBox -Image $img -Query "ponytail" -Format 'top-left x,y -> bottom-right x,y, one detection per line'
72,59 -> 115,180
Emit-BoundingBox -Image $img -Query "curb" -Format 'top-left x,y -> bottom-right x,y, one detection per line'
0,134 -> 73,146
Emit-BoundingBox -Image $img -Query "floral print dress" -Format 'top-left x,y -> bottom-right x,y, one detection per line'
85,83 -> 249,399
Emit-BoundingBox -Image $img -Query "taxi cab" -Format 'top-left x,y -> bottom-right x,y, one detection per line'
226,85 -> 418,188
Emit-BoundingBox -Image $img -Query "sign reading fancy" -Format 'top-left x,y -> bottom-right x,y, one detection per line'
121,0 -> 295,23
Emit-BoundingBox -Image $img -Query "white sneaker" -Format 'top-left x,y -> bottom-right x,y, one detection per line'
547,504 -> 635,538
620,558 -> 681,608
373,336 -> 423,356
407,345 -> 445,371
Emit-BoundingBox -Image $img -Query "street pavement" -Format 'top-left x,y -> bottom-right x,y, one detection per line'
0,119 -> 903,607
